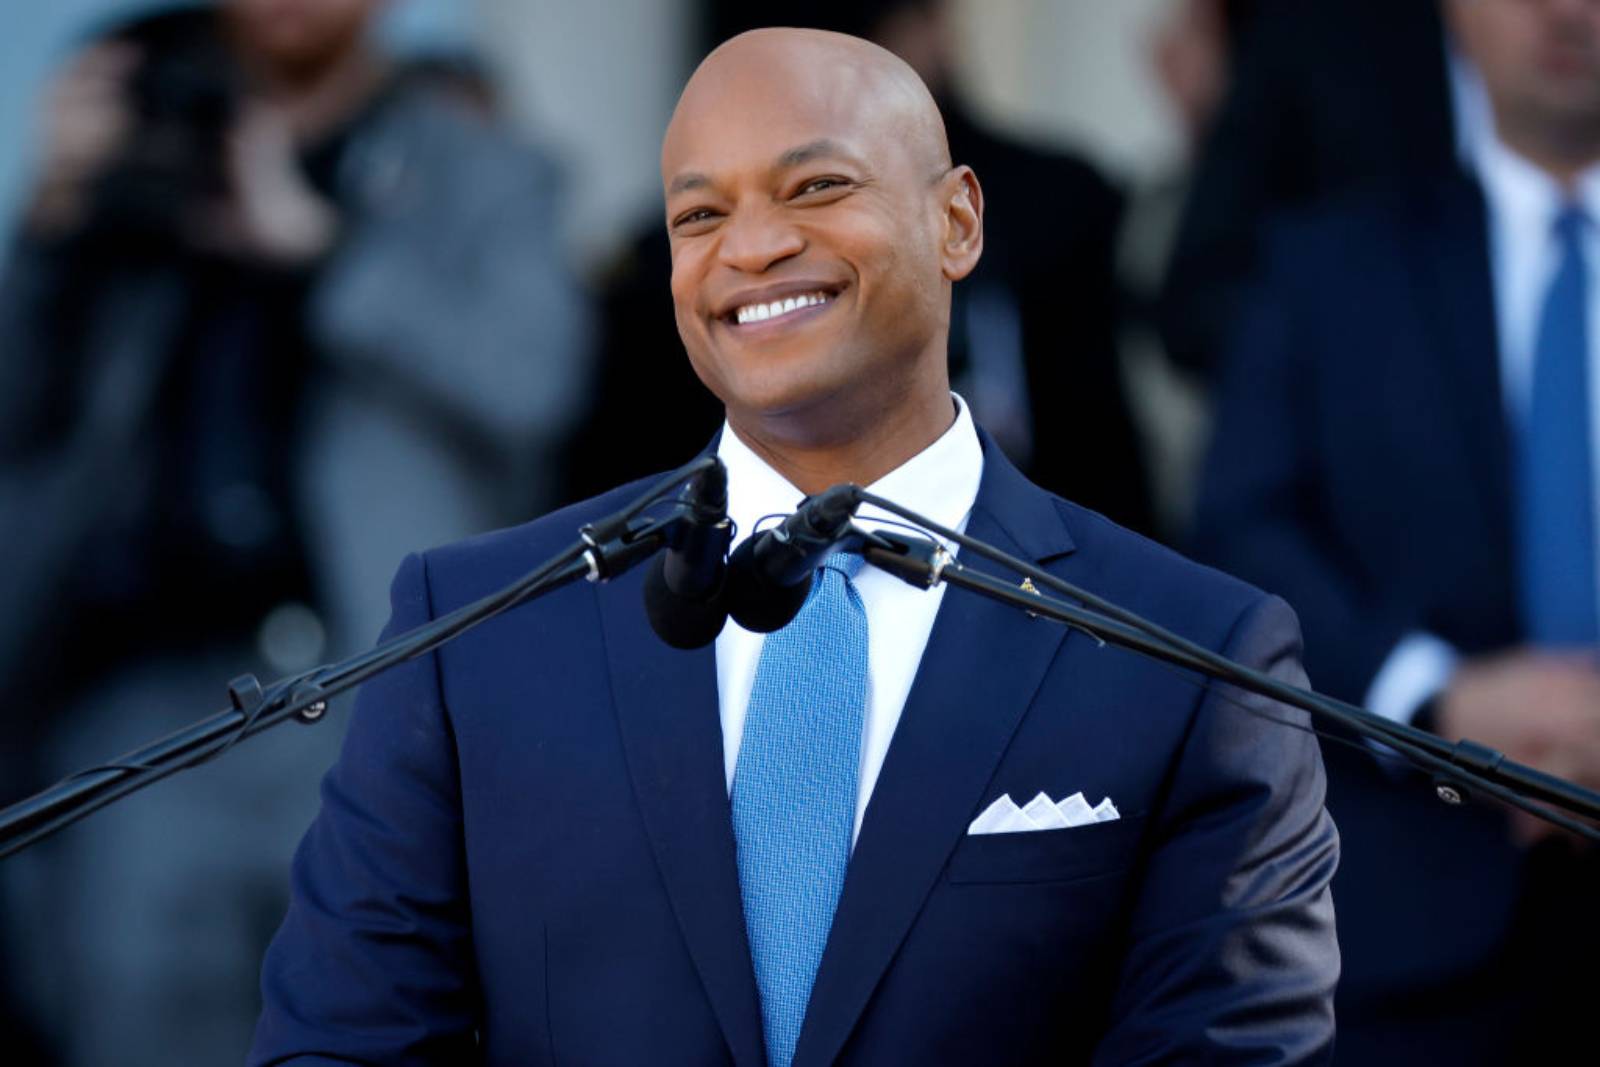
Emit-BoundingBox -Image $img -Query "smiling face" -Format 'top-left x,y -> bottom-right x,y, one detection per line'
662,29 -> 981,455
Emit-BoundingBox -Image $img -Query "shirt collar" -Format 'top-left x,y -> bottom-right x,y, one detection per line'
716,393 -> 985,552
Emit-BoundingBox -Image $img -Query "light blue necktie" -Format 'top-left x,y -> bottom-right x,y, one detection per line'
1519,205 -> 1600,644
731,551 -> 868,1067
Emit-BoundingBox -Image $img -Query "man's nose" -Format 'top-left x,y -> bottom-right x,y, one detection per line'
717,202 -> 805,273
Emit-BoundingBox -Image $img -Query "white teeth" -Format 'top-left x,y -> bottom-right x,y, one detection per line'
734,291 -> 830,325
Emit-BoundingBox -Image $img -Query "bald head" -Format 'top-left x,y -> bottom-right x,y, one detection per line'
665,28 -> 950,188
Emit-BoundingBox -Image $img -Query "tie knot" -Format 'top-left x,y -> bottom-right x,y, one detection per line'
1555,204 -> 1589,245
820,550 -> 865,581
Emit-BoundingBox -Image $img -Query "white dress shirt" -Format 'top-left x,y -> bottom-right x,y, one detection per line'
715,395 -> 984,842
1365,133 -> 1600,725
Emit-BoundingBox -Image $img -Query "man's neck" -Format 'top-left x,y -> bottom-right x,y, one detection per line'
727,388 -> 958,496
1494,118 -> 1600,192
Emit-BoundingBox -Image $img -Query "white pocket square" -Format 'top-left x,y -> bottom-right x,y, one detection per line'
967,791 -> 1120,835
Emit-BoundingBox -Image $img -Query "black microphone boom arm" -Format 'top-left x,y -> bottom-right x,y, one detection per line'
856,512 -> 1600,841
0,456 -> 725,858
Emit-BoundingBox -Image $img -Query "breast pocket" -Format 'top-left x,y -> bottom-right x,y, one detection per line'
944,814 -> 1145,886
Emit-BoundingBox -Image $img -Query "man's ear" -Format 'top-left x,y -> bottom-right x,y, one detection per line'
939,164 -> 983,281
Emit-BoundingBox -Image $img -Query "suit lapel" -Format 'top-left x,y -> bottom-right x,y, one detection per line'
599,567 -> 767,1067
793,444 -> 1076,1067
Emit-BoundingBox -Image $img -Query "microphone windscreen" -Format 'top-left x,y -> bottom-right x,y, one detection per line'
643,555 -> 729,649
725,537 -> 813,633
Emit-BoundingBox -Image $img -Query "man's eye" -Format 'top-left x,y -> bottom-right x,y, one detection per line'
797,177 -> 848,196
673,208 -> 718,229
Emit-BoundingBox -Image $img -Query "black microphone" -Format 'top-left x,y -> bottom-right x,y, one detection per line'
725,483 -> 863,633
642,460 -> 733,649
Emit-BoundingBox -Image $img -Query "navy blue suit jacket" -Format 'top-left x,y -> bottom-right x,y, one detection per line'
252,439 -> 1338,1066
1193,175 -> 1600,1063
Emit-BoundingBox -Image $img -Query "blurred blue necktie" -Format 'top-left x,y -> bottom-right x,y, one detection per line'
731,551 -> 868,1067
1520,205 -> 1599,644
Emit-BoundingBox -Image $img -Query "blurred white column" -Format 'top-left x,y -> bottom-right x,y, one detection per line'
475,0 -> 696,267
952,0 -> 1183,182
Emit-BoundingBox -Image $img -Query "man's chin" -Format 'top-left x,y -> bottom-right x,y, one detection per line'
700,337 -> 845,403
723,375 -> 875,445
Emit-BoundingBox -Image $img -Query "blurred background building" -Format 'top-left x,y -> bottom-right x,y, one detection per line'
1,1 -> 1593,1065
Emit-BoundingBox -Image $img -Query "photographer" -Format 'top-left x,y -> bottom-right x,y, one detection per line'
0,4 -> 590,1063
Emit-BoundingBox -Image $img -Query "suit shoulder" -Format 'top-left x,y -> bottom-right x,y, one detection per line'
1048,496 -> 1289,649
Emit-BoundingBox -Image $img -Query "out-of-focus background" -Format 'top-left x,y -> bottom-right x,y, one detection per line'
1,1 -> 1597,1064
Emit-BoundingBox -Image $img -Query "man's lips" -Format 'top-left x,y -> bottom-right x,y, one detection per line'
730,289 -> 832,325
714,282 -> 846,328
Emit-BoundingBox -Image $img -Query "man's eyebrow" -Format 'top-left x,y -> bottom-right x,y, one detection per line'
776,138 -> 858,170
667,172 -> 711,196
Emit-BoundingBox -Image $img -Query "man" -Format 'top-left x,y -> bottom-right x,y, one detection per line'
565,0 -> 1155,539
1193,1 -> 1600,1063
254,29 -> 1337,1066
0,3 -> 587,1063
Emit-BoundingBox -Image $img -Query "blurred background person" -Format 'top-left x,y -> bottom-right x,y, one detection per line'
1115,0 -> 1239,533
563,0 -> 1160,538
0,1 -> 589,1063
1193,0 -> 1600,1062
1159,0 -> 1468,379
